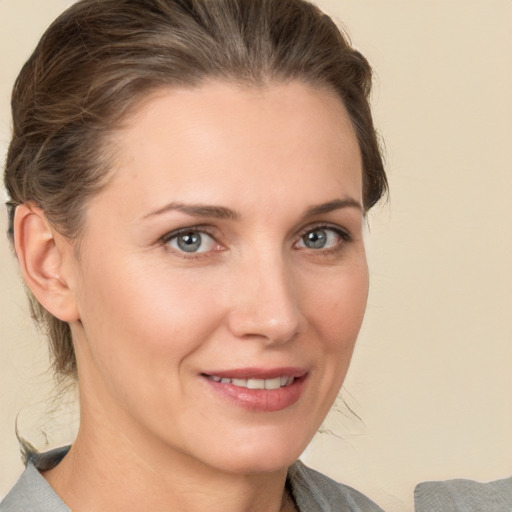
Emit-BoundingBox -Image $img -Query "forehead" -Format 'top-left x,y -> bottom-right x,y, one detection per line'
96,80 -> 362,216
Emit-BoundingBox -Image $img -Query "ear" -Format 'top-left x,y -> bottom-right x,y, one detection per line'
14,204 -> 80,322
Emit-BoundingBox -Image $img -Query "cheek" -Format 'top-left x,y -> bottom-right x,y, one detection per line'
304,260 -> 369,351
75,254 -> 223,380
296,260 -> 369,430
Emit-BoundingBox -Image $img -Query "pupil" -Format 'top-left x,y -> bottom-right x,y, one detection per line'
178,232 -> 201,252
305,229 -> 327,249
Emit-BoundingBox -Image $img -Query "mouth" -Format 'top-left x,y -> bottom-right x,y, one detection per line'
205,375 -> 296,390
201,368 -> 308,412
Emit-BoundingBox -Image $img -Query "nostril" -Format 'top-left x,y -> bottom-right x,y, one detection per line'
227,306 -> 305,345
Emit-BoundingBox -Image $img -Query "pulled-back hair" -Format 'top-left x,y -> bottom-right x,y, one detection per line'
4,0 -> 386,379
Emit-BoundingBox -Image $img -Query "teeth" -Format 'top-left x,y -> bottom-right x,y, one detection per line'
209,375 -> 295,389
247,379 -> 265,389
265,377 -> 282,390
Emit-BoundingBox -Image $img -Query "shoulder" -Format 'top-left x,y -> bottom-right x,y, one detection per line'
288,460 -> 385,512
0,448 -> 70,512
414,475 -> 512,512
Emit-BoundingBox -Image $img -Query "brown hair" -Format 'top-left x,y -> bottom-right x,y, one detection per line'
4,0 -> 387,379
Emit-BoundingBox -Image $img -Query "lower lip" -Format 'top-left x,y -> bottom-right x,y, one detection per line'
203,375 -> 307,412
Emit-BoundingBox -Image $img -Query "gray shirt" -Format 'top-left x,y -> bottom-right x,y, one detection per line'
0,447 -> 384,512
414,475 -> 512,512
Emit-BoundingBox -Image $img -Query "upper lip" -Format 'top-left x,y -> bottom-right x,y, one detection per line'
201,367 -> 307,379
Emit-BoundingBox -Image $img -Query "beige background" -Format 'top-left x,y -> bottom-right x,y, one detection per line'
1,1 -> 511,510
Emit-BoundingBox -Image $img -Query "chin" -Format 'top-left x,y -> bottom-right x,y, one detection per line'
213,452 -> 299,476
194,427 -> 311,475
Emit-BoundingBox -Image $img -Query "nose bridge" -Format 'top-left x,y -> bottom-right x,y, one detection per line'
227,247 -> 305,344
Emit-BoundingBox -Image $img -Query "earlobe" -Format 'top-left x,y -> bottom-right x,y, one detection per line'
14,204 -> 80,322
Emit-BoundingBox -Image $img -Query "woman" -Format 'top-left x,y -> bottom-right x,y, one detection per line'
1,0 -> 387,511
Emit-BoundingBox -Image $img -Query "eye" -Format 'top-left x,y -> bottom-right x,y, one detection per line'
165,230 -> 217,253
296,226 -> 348,250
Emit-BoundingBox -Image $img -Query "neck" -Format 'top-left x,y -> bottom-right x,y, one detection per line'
44,413 -> 293,512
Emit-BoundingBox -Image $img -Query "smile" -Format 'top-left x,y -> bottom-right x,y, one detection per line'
207,375 -> 295,389
202,369 -> 307,412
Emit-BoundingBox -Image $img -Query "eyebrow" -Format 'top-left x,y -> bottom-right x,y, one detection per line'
143,202 -> 240,220
142,197 -> 362,221
303,198 -> 363,217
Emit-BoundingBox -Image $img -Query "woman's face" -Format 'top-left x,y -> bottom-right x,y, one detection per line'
69,81 -> 368,474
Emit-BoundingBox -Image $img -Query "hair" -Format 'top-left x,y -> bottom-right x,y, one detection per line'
4,0 -> 387,380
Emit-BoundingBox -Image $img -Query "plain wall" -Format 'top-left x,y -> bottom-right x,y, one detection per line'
1,1 -> 511,510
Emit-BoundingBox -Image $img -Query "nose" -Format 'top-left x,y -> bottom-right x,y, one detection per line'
226,255 -> 307,345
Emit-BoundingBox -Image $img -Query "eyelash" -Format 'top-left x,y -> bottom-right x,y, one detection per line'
160,225 -> 220,259
295,223 -> 352,252
160,223 -> 352,258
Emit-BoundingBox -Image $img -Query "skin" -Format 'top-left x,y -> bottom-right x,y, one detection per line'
16,81 -> 368,512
